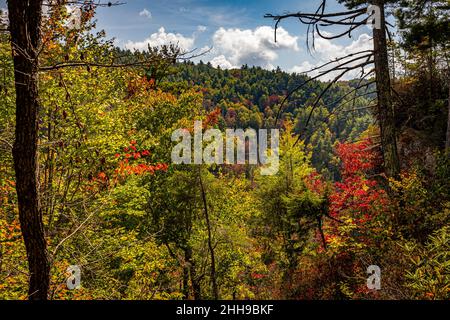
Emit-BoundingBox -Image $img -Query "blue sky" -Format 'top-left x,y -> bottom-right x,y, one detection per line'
1,0 -> 374,78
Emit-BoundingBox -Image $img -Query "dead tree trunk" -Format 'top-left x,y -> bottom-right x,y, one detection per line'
372,0 -> 401,178
7,0 -> 50,300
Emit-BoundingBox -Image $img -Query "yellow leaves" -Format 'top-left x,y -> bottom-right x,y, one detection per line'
0,216 -> 28,299
46,41 -> 58,51
339,282 -> 354,299
389,170 -> 421,192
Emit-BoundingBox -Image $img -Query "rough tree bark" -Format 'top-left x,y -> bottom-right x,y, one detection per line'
7,0 -> 50,300
446,71 -> 450,152
372,0 -> 401,178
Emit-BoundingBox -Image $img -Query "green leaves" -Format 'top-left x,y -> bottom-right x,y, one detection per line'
403,226 -> 450,300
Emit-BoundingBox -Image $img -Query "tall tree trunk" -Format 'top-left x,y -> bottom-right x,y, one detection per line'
372,0 -> 400,178
182,251 -> 190,300
198,170 -> 218,300
446,75 -> 450,152
185,246 -> 202,300
7,0 -> 50,300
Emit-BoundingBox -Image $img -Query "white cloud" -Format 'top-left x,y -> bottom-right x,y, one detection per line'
42,2 -> 81,29
139,8 -> 152,19
125,27 -> 195,52
291,33 -> 374,80
199,45 -> 213,55
210,26 -> 299,69
197,25 -> 207,32
0,8 -> 8,25
65,6 -> 82,29
291,61 -> 315,74
210,55 -> 235,69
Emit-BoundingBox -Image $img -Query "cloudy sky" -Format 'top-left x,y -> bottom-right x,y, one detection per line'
1,0 -> 375,78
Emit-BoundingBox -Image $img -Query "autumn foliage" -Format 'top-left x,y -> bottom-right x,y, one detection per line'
325,139 -> 390,252
115,140 -> 169,177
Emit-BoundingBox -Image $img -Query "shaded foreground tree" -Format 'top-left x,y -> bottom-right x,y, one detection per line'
7,0 -> 48,300
6,0 -> 184,300
371,0 -> 400,178
265,0 -> 401,178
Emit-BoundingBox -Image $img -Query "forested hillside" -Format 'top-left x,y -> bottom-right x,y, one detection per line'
165,62 -> 375,178
0,0 -> 449,301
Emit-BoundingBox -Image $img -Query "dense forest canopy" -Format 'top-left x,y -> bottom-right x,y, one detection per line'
0,0 -> 449,301
161,61 -> 375,178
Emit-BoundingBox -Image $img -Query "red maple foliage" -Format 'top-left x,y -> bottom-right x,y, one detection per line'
114,141 -> 169,177
335,139 -> 380,178
325,139 -> 390,247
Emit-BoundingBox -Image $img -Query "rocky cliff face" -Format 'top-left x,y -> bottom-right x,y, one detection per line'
398,128 -> 438,172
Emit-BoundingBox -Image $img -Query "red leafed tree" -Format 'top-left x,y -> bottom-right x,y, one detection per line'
325,139 -> 390,250
115,141 -> 169,177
